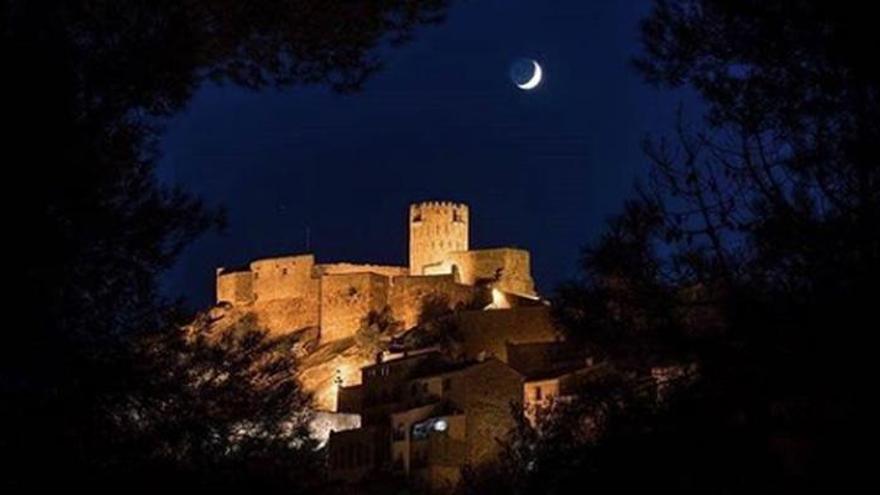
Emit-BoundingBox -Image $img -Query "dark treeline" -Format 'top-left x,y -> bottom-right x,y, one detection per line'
2,1 -> 448,491
460,0 -> 879,492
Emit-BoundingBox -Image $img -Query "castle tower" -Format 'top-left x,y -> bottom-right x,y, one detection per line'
409,201 -> 469,275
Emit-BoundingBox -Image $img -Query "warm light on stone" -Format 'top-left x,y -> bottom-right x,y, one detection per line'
209,202 -> 545,412
489,288 -> 511,309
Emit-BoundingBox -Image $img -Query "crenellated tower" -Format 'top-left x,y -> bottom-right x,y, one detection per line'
409,201 -> 469,275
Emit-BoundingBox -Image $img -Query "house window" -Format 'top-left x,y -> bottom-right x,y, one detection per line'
281,268 -> 288,275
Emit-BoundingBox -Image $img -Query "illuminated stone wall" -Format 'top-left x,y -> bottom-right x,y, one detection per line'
409,201 -> 469,275
454,306 -> 560,362
447,248 -> 536,296
252,297 -> 320,335
297,338 -> 373,411
316,262 -> 408,278
389,274 -> 477,329
320,272 -> 390,342
216,268 -> 254,305
250,254 -> 317,302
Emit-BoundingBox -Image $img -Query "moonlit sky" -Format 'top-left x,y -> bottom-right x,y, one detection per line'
158,0 -> 699,309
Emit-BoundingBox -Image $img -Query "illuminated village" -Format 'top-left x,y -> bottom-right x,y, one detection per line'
207,201 -> 601,491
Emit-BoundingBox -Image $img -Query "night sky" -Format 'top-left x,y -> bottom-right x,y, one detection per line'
159,0 -> 697,309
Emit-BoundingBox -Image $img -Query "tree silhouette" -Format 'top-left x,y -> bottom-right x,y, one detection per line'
634,0 -> 879,295
3,1 -> 449,490
491,1 -> 880,491
115,314 -> 319,491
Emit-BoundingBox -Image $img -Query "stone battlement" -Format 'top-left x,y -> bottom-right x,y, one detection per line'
410,200 -> 469,212
215,202 -> 536,343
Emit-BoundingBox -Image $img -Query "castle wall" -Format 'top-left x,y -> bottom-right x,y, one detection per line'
453,306 -> 559,363
250,254 -> 317,302
389,275 -> 477,330
409,201 -> 469,275
316,263 -> 409,278
216,269 -> 254,304
320,272 -> 390,343
252,296 -> 320,335
447,248 -> 536,296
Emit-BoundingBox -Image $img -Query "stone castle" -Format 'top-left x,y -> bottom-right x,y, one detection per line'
211,201 -> 587,492
215,201 -> 536,342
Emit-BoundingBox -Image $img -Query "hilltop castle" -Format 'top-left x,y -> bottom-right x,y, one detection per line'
211,201 -> 586,492
215,201 -> 536,342
207,201 -> 691,492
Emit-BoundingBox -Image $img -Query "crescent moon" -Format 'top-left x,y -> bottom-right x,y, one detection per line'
517,61 -> 543,90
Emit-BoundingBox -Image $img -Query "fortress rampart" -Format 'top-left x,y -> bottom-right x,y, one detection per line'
320,272 -> 391,342
250,254 -> 317,302
214,201 -> 538,344
388,274 -> 477,329
216,268 -> 254,305
447,248 -> 535,296
316,263 -> 409,278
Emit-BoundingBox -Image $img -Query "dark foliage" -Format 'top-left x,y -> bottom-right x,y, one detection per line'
114,314 -> 320,491
2,0 -> 448,490
463,1 -> 879,492
554,198 -> 687,364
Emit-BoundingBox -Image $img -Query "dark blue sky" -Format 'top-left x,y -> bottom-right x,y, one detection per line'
159,0 -> 696,308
